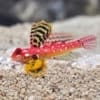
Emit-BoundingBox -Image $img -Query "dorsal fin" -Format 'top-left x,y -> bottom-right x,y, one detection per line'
30,20 -> 51,47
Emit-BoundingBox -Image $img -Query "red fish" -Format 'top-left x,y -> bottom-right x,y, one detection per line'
10,20 -> 96,77
11,35 -> 96,63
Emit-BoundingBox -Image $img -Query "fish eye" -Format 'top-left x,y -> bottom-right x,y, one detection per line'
15,48 -> 22,55
32,55 -> 38,60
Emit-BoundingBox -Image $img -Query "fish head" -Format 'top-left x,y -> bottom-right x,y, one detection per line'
11,47 -> 39,63
11,48 -> 25,62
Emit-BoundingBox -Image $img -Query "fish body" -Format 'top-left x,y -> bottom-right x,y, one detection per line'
11,35 -> 96,62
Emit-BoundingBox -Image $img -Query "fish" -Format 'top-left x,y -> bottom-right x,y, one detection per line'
11,20 -> 96,77
11,35 -> 96,59
11,35 -> 96,77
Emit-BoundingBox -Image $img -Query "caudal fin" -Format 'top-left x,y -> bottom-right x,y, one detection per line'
79,35 -> 96,49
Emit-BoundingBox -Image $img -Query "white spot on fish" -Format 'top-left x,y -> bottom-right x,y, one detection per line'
25,53 -> 30,57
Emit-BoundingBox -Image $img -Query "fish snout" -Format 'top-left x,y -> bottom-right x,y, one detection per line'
11,48 -> 23,61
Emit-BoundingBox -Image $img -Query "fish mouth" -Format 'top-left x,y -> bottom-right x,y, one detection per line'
11,55 -> 23,62
10,48 -> 24,62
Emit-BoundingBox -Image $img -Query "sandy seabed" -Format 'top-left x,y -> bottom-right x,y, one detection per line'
0,16 -> 100,100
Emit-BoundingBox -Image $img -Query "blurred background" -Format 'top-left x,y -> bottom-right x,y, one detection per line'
0,0 -> 100,26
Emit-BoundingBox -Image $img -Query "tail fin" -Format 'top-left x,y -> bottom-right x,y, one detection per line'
79,35 -> 96,49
